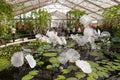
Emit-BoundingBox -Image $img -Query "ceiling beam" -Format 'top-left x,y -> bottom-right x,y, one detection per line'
66,0 -> 102,16
13,0 -> 33,5
58,1 -> 91,14
57,1 -> 100,20
14,1 -> 54,16
111,0 -> 120,4
85,0 -> 105,9
14,0 -> 52,13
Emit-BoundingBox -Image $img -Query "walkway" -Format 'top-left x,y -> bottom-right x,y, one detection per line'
0,38 -> 36,48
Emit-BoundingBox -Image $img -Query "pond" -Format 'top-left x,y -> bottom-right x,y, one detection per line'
0,38 -> 120,80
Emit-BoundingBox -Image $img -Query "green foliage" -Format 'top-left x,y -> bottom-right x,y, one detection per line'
28,41 -> 49,51
62,65 -> 78,74
0,0 -> 14,21
43,52 -> 57,57
103,5 -> 120,19
114,53 -> 120,60
0,44 -> 22,57
67,65 -> 78,71
114,28 -> 120,37
37,47 -> 44,54
67,9 -> 86,28
0,24 -> 8,37
28,70 -> 39,76
87,59 -> 120,80
87,76 -> 96,80
33,9 -> 51,33
22,70 -> 38,80
55,75 -> 66,80
0,57 -> 11,71
89,51 -> 103,57
88,61 -> 109,79
103,5 -> 120,28
75,72 -> 86,79
62,69 -> 71,74
46,65 -> 53,69
66,40 -> 76,48
66,77 -> 78,80
37,61 -> 44,66
49,57 -> 60,67
22,75 -> 34,80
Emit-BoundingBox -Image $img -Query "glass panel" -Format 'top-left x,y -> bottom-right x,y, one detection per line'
88,0 -> 118,8
79,1 -> 100,12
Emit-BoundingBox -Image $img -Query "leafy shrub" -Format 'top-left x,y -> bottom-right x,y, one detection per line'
0,57 -> 11,71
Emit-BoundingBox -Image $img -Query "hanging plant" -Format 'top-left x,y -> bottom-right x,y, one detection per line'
67,9 -> 86,28
0,0 -> 14,22
102,5 -> 120,34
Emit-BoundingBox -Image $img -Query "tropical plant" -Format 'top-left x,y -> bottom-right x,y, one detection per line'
67,9 -> 86,28
0,0 -> 14,22
33,9 -> 51,34
102,5 -> 120,35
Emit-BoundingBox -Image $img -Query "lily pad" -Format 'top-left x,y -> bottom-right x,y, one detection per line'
43,52 -> 57,57
49,57 -> 60,67
75,72 -> 86,79
66,77 -> 78,80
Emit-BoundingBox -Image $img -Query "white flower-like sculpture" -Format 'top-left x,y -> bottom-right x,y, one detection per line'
80,15 -> 92,28
58,52 -> 69,64
58,49 -> 92,74
66,49 -> 80,62
70,34 -> 88,46
11,51 -> 36,68
58,49 -> 80,64
25,54 -> 36,68
41,35 -> 51,43
35,34 -> 42,39
46,30 -> 67,46
11,52 -> 24,67
79,15 -> 101,49
75,60 -> 92,73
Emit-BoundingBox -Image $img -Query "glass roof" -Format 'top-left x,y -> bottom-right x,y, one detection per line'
6,0 -> 120,20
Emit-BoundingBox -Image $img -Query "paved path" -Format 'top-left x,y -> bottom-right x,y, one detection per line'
0,38 -> 36,48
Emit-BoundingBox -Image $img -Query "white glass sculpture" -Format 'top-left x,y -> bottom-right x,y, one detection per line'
79,36 -> 88,46
66,49 -> 80,62
11,52 -> 24,67
75,60 -> 92,73
35,34 -> 42,39
41,36 -> 51,43
100,31 -> 110,38
60,37 -> 67,45
46,30 -> 67,45
25,54 -> 36,68
58,52 -> 69,64
80,15 -> 93,28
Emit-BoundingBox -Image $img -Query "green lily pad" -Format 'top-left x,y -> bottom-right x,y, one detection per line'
66,77 -> 78,80
55,75 -> 66,80
22,75 -> 34,80
37,61 -> 44,66
29,70 -> 39,76
62,69 -> 71,74
46,65 -> 53,69
43,52 -> 57,57
75,72 -> 86,79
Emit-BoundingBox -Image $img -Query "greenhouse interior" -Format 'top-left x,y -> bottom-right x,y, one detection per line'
0,0 -> 120,80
